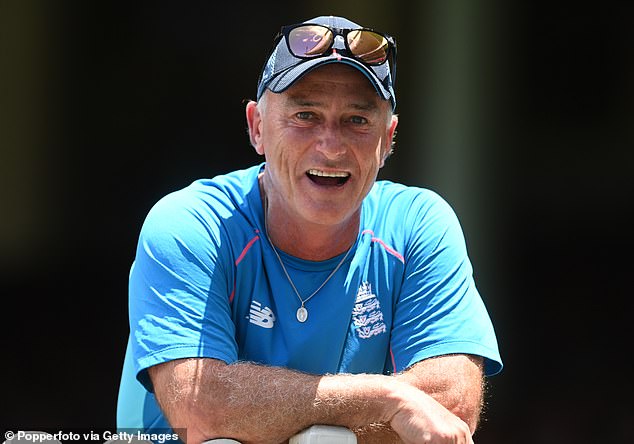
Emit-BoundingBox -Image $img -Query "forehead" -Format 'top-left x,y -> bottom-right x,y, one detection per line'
278,64 -> 387,109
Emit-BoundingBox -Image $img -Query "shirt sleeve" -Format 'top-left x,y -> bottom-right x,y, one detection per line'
390,191 -> 503,376
128,189 -> 238,391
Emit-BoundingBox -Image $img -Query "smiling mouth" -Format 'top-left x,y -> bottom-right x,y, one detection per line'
306,169 -> 351,187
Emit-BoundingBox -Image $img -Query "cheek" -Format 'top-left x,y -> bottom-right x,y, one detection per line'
378,132 -> 394,167
374,138 -> 389,166
357,151 -> 383,186
262,142 -> 299,186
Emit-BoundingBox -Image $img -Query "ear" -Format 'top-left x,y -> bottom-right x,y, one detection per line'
380,114 -> 399,167
245,100 -> 265,155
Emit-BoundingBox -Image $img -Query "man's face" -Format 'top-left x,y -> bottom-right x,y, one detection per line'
248,64 -> 398,228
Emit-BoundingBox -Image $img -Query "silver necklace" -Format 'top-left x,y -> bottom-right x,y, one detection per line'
263,199 -> 352,323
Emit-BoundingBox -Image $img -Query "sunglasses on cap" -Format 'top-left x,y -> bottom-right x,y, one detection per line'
276,23 -> 397,80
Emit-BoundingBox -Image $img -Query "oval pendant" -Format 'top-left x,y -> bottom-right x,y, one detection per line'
296,306 -> 308,323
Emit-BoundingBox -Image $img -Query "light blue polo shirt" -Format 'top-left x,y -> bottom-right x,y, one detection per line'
117,163 -> 502,430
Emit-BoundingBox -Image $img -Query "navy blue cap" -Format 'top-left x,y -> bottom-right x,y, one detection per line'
256,15 -> 396,110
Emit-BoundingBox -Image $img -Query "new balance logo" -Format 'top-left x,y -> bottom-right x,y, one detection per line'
248,300 -> 275,329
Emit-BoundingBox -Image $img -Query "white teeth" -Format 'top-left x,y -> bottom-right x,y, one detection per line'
307,169 -> 350,178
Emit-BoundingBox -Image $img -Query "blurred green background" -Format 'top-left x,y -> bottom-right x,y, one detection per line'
1,1 -> 632,442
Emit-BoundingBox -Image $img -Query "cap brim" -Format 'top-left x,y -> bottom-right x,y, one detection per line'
265,56 -> 394,109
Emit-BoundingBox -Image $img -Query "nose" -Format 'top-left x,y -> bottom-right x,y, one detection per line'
314,123 -> 347,160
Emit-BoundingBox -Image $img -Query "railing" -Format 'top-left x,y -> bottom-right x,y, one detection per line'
205,425 -> 356,443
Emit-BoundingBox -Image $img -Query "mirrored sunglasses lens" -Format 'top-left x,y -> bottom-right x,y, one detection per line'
288,25 -> 333,57
347,30 -> 389,64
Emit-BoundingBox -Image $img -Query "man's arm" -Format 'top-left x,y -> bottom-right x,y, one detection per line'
149,358 -> 321,443
351,354 -> 484,443
148,355 -> 479,444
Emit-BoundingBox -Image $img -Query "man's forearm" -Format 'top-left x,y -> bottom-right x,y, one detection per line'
149,358 -> 399,444
151,359 -> 317,443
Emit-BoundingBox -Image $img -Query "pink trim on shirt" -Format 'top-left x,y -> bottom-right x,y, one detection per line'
390,346 -> 397,373
235,234 -> 260,266
362,229 -> 405,263
230,232 -> 261,302
229,285 -> 236,304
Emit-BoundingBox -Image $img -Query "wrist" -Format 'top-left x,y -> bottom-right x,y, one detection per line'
314,373 -> 409,427
380,377 -> 423,423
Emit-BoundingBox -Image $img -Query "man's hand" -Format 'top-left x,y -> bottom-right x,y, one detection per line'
387,382 -> 473,444
395,354 -> 485,433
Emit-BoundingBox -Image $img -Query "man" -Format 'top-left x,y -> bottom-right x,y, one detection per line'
117,15 -> 503,444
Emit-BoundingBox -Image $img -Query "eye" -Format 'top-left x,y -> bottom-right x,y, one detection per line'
349,115 -> 368,125
296,111 -> 314,120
